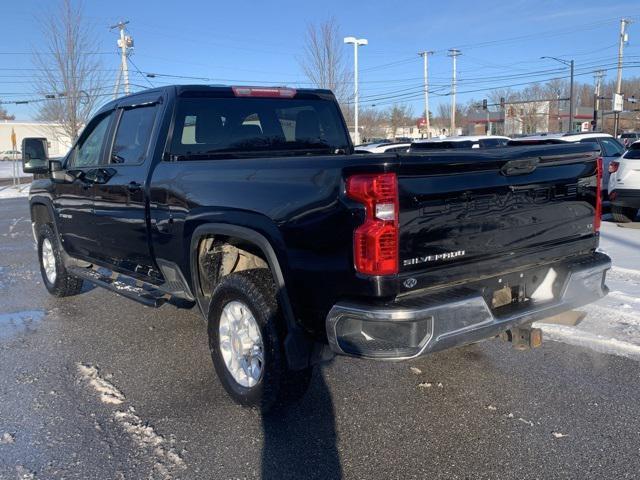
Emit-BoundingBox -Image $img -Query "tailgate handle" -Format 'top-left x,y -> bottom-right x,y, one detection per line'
501,158 -> 539,176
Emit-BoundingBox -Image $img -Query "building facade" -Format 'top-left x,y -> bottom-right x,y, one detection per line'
0,121 -> 72,156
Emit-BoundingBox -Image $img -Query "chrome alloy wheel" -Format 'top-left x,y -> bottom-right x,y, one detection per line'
219,300 -> 264,387
41,238 -> 57,284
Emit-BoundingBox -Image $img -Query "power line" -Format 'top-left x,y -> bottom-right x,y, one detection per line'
128,56 -> 155,88
347,63 -> 640,108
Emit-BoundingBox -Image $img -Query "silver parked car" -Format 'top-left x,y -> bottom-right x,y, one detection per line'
1,150 -> 21,161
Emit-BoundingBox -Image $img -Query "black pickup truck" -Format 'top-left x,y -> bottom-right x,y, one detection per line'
24,85 -> 610,410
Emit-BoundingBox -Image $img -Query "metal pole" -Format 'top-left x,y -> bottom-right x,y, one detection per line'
419,51 -> 433,138
111,21 -> 131,98
569,60 -> 575,132
120,27 -> 130,95
593,70 -> 604,131
448,49 -> 460,135
353,42 -> 359,146
614,19 -> 631,136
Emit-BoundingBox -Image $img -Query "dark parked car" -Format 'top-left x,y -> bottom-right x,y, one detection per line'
618,132 -> 640,148
410,135 -> 510,151
24,85 -> 610,411
509,132 -> 624,198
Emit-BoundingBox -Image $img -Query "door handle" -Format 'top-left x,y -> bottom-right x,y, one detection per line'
127,181 -> 142,193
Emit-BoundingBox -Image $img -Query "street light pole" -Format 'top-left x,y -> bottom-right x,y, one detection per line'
418,51 -> 433,138
448,49 -> 461,135
344,36 -> 368,145
541,56 -> 574,132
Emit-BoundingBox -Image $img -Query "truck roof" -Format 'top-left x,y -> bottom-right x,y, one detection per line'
96,84 -> 336,114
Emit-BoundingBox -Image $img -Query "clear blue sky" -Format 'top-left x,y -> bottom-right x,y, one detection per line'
3,0 -> 640,120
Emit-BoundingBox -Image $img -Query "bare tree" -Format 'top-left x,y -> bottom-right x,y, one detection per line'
0,103 -> 15,120
359,107 -> 387,141
33,0 -> 106,142
434,103 -> 464,134
298,17 -> 352,109
386,104 -> 414,138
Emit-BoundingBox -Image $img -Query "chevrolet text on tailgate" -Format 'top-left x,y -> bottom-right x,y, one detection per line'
23,85 -> 610,411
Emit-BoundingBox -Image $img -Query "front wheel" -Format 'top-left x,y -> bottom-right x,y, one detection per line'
37,224 -> 83,297
208,269 -> 312,411
611,205 -> 638,223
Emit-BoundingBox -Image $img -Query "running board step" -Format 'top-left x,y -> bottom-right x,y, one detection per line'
68,265 -> 171,308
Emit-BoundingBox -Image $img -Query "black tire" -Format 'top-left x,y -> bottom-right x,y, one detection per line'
37,223 -> 83,297
208,269 -> 312,411
611,205 -> 638,223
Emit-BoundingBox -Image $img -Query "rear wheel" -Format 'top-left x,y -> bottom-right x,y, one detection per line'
207,269 -> 312,411
611,205 -> 638,223
37,224 -> 83,297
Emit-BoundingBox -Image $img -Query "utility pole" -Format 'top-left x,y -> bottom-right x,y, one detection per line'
111,21 -> 133,99
593,70 -> 605,131
418,51 -> 434,138
448,49 -> 461,135
614,18 -> 632,136
344,36 -> 368,145
556,91 -> 561,131
569,59 -> 575,132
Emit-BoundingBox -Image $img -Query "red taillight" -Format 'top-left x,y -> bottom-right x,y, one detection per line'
232,86 -> 296,98
595,157 -> 603,232
609,161 -> 620,174
346,173 -> 399,275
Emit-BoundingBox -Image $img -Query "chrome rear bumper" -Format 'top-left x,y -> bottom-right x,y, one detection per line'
326,253 -> 610,359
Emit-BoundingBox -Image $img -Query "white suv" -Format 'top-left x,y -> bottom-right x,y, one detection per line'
609,141 -> 640,222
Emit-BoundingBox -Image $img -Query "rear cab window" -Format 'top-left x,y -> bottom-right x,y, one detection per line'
170,90 -> 350,159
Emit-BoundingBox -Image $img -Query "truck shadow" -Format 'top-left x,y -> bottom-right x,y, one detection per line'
261,365 -> 342,479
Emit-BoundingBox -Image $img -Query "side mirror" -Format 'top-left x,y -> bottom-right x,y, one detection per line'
21,137 -> 49,174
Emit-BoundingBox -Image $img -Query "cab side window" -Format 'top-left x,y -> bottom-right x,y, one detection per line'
71,113 -> 112,168
110,105 -> 158,164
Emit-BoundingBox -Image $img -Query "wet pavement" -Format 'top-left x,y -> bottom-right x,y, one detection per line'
1,196 -> 639,479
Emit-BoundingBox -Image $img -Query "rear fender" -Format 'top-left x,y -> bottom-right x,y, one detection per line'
189,223 -> 313,370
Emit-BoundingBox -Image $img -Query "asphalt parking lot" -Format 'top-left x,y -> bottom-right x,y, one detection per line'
1,196 -> 640,480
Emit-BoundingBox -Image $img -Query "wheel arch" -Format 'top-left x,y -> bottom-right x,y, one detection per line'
29,197 -> 59,243
189,223 -> 312,370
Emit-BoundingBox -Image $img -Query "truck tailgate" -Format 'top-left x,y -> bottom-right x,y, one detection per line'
397,144 -> 600,274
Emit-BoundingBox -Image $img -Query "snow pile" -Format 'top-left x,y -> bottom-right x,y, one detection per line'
0,183 -> 30,200
115,408 -> 185,473
76,363 -> 125,405
536,221 -> 640,361
76,363 -> 186,477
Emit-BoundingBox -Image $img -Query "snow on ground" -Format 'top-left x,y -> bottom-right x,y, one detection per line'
0,183 -> 30,199
76,363 -> 186,476
0,160 -> 29,180
536,217 -> 640,360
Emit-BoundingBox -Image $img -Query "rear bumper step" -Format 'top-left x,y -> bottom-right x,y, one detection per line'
326,253 -> 611,359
